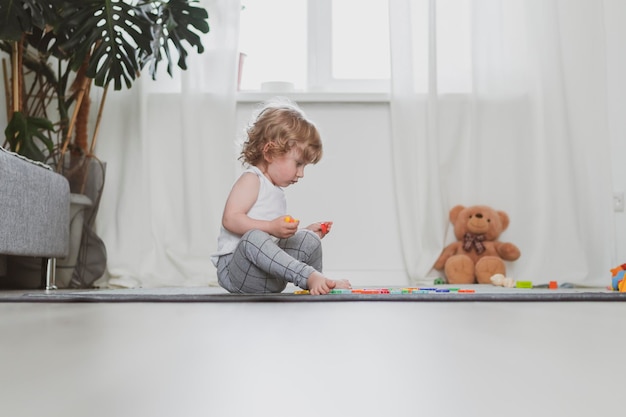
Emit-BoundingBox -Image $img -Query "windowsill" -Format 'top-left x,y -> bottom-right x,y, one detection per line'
236,91 -> 390,103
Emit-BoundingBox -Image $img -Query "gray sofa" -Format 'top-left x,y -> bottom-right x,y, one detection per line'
0,147 -> 70,289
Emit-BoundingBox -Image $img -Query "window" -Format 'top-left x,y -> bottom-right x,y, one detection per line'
238,0 -> 390,93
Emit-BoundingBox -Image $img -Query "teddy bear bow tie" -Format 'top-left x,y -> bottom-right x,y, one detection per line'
463,232 -> 486,254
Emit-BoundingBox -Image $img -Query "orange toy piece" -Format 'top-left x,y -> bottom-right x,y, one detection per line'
284,216 -> 298,223
610,263 -> 626,276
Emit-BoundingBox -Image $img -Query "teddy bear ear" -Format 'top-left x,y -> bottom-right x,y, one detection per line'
498,211 -> 510,230
450,205 -> 466,223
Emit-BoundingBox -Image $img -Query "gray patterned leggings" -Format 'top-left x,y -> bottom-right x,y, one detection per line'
216,229 -> 323,293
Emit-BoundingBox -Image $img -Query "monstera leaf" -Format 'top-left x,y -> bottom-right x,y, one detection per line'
142,0 -> 209,79
5,111 -> 55,162
54,0 -> 209,90
0,0 -> 61,40
55,0 -> 152,90
0,1 -> 32,40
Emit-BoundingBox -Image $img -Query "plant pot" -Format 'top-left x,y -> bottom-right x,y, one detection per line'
55,193 -> 92,287
59,156 -> 107,289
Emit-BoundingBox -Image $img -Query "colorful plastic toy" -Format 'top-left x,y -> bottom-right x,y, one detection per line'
610,264 -> 626,292
285,215 -> 298,223
320,222 -> 330,235
294,287 -> 478,295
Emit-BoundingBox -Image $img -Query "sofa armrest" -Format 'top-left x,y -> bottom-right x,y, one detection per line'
0,147 -> 70,258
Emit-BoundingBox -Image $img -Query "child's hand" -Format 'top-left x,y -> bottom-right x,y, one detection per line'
307,272 -> 336,295
307,221 -> 333,239
271,215 -> 299,238
306,272 -> 352,295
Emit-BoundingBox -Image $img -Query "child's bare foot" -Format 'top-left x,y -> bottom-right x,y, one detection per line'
307,273 -> 352,295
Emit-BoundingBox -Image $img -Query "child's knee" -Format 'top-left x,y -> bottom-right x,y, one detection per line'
297,230 -> 323,254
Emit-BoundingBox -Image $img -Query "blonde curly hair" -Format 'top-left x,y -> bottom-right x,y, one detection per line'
240,101 -> 322,166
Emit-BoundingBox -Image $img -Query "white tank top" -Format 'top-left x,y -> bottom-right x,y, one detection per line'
211,165 -> 286,266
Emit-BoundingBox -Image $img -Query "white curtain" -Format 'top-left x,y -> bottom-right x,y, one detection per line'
95,0 -> 241,288
389,0 -> 615,286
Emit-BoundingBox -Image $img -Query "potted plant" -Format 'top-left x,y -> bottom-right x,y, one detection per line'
0,0 -> 210,287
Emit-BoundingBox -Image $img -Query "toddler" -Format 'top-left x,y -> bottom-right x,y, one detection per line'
211,100 -> 351,295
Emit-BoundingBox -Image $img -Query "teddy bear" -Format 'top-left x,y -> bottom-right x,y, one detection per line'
434,205 -> 521,284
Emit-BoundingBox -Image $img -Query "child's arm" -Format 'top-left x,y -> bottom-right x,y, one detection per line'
222,173 -> 298,238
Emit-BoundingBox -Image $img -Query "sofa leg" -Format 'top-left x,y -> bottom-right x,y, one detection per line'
42,258 -> 58,290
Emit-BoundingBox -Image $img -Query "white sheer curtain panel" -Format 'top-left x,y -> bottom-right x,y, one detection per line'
95,0 -> 241,287
389,0 -> 614,286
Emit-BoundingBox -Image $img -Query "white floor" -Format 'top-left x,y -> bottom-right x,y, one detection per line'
1,299 -> 625,417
